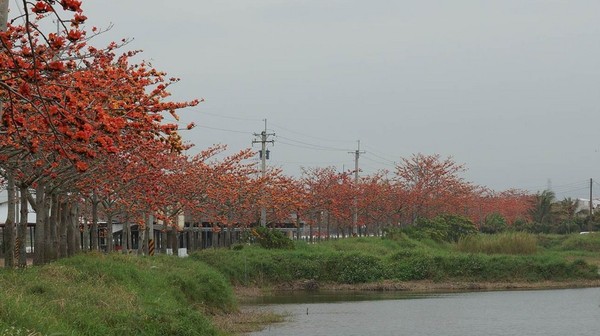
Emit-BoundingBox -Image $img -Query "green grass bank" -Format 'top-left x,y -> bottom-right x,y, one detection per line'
193,233 -> 600,287
0,253 -> 236,336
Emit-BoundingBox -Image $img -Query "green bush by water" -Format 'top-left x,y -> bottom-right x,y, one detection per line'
0,253 -> 235,336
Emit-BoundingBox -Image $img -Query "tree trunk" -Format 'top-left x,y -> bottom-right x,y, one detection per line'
139,213 -> 151,255
122,214 -> 130,254
161,220 -> 168,254
3,172 -> 16,268
106,213 -> 114,253
137,226 -> 146,255
33,181 -> 46,265
295,211 -> 301,241
173,231 -> 179,256
91,193 -> 99,251
326,211 -> 331,240
47,194 -> 59,261
82,218 -> 90,251
58,200 -> 68,258
18,185 -> 28,267
67,202 -> 77,256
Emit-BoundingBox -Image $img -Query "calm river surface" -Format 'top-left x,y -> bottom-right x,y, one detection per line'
246,288 -> 600,336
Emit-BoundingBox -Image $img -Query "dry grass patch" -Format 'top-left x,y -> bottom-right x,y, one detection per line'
211,309 -> 286,335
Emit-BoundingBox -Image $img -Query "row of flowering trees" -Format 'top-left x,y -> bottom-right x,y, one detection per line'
1,1 -> 534,268
295,155 -> 533,239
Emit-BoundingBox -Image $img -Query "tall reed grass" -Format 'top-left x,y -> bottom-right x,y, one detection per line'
456,232 -> 538,255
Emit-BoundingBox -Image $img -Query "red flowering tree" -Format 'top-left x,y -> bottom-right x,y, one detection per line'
394,154 -> 477,223
1,1 -> 198,265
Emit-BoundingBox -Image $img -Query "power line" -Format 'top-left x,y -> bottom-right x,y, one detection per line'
365,151 -> 397,165
521,180 -> 589,192
194,124 -> 252,134
554,186 -> 589,195
276,135 -> 353,152
269,121 -> 355,143
271,160 -> 347,165
362,144 -> 399,164
362,155 -> 396,168
186,107 -> 262,122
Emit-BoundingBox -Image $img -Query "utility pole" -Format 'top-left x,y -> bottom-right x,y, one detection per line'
252,119 -> 274,227
349,140 -> 365,236
589,178 -> 593,232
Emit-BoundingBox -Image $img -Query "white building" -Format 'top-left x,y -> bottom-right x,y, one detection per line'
0,190 -> 36,225
576,198 -> 600,215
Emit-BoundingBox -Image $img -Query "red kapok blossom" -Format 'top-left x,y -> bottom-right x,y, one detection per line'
67,29 -> 83,42
61,0 -> 82,12
32,1 -> 53,14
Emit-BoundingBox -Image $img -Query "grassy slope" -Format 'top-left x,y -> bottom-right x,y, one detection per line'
193,234 -> 600,286
0,253 -> 236,336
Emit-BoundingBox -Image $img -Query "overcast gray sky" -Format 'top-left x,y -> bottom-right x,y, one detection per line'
74,0 -> 600,199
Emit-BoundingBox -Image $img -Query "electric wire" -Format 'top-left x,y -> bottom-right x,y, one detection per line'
186,107 -> 262,122
269,121 -> 356,144
276,135 -> 353,152
193,124 -> 252,134
362,144 -> 399,164
362,155 -> 396,168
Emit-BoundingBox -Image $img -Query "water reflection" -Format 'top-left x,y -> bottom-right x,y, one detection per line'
247,288 -> 600,336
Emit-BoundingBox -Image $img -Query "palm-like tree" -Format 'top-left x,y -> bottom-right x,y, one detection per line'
553,197 -> 586,233
528,190 -> 556,225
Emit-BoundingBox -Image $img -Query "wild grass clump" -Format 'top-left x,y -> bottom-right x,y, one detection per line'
456,232 -> 538,255
560,233 -> 600,252
0,253 -> 235,336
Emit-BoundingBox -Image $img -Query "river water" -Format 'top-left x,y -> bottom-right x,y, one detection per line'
246,288 -> 600,336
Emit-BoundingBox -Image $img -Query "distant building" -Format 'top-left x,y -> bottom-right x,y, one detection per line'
576,198 -> 600,215
0,190 -> 36,224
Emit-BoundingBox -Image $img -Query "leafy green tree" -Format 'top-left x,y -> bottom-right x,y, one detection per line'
440,214 -> 478,242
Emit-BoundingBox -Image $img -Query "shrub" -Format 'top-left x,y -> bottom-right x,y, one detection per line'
252,227 -> 295,249
395,214 -> 477,243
